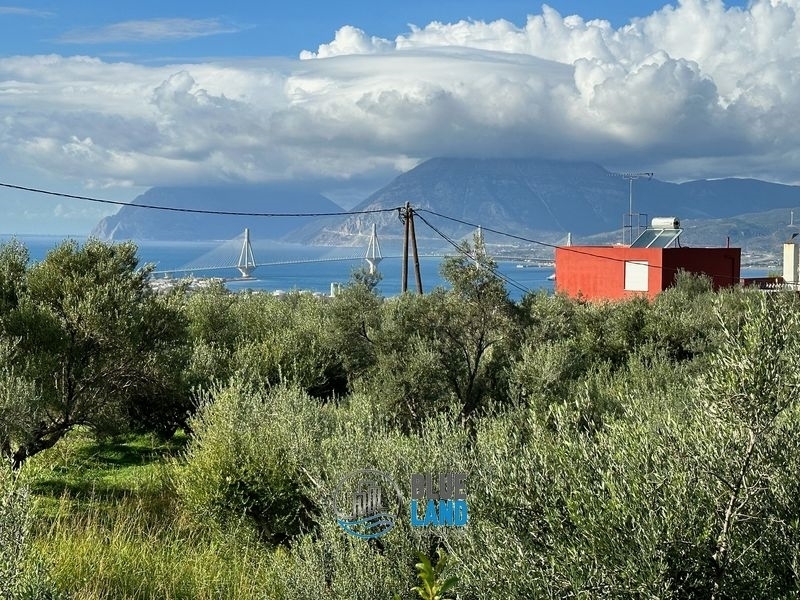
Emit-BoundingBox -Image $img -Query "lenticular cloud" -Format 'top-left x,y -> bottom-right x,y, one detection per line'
296,1 -> 800,183
1,1 -> 800,187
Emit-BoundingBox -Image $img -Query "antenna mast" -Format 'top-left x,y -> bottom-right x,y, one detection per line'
611,171 -> 653,245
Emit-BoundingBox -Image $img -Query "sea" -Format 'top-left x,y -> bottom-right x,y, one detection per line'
4,234 -> 771,302
1,235 -> 555,302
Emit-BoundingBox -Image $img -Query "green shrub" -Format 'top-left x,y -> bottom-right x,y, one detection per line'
509,338 -> 587,406
520,290 -> 579,344
177,382 -> 334,544
1,464 -> 60,600
187,292 -> 348,399
1,464 -> 29,599
177,378 -> 478,597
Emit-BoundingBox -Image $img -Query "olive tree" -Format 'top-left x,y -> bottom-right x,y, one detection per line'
0,239 -> 189,468
435,236 -> 519,418
369,235 -> 518,426
700,292 -> 800,598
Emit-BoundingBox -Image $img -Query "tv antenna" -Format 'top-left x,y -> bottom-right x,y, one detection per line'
611,171 -> 653,245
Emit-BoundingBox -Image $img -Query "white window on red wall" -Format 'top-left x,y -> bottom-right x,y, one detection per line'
624,260 -> 649,291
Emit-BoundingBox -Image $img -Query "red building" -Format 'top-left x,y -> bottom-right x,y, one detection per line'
555,245 -> 741,301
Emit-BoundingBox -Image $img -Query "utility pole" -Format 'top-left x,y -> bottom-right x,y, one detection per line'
409,207 -> 423,294
400,202 -> 423,294
611,171 -> 653,245
402,203 -> 410,293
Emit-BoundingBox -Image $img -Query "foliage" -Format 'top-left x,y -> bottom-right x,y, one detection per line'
0,464 -> 29,599
176,382 -> 329,544
364,294 -> 453,428
11,238 -> 800,598
366,235 -> 518,428
0,240 -> 28,316
410,550 -> 458,600
671,268 -> 714,297
177,379 -> 473,597
185,290 -> 348,399
699,292 -> 800,598
437,236 -> 518,418
348,265 -> 383,292
0,464 -> 59,600
33,496 -> 281,600
182,283 -> 238,388
0,239 -> 190,468
327,277 -> 383,379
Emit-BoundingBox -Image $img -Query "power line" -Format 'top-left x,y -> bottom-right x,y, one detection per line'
0,181 -> 400,217
1,178 -> 748,285
418,208 -> 560,249
417,208 -> 743,284
414,212 -> 531,295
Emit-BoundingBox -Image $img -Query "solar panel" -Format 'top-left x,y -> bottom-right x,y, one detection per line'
630,228 -> 682,248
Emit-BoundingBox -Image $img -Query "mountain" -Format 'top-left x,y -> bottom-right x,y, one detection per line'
91,184 -> 343,241
293,157 -> 800,248
90,159 -> 800,250
294,157 -> 627,248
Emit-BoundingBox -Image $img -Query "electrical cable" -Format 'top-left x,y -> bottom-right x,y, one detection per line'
0,178 -> 761,286
418,208 -> 746,284
414,211 -> 531,295
0,181 -> 401,217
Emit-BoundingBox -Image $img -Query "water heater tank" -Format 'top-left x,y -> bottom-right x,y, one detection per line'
651,217 -> 680,230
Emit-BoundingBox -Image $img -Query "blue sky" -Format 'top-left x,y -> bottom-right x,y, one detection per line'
1,2 -> 748,61
1,0 -> 795,235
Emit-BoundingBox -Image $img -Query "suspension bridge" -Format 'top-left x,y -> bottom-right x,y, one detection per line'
148,226 -> 554,295
150,226 -> 391,280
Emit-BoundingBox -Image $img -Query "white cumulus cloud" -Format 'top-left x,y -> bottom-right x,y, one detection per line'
299,25 -> 393,59
1,0 -> 800,192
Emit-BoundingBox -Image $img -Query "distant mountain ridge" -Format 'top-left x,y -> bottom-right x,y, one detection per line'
90,158 -> 800,248
292,157 -> 626,247
294,158 -> 800,247
91,184 -> 342,242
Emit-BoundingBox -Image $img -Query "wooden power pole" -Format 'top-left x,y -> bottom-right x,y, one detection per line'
401,202 -> 423,294
402,202 -> 410,293
409,207 -> 423,294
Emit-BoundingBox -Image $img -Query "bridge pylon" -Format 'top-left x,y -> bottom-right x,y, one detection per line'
237,228 -> 257,278
364,223 -> 383,275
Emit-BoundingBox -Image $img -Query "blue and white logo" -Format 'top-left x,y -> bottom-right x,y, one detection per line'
332,469 -> 403,540
410,472 -> 469,527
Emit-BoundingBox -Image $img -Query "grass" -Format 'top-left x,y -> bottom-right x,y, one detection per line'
23,428 -> 186,517
18,428 -> 287,599
34,499 -> 287,599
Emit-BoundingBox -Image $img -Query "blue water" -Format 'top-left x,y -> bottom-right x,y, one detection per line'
1,235 -> 554,301
5,235 -> 770,301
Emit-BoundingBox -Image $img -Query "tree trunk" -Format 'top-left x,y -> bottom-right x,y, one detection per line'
11,423 -> 71,470
711,427 -> 757,600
